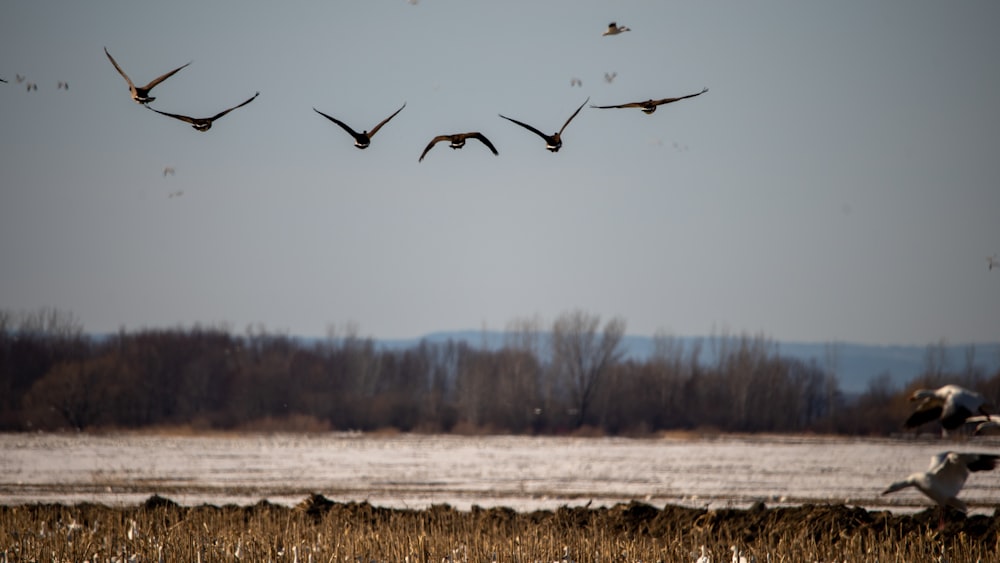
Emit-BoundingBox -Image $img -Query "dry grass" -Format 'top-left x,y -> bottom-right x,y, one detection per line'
1,496 -> 999,562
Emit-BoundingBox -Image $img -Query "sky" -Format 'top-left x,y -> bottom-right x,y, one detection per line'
1,1 -> 998,346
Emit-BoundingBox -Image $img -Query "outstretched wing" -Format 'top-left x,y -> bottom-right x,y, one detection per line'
208,92 -> 259,122
145,106 -> 199,125
651,87 -> 709,107
419,135 -> 450,162
498,114 -> 549,141
468,132 -> 499,155
104,47 -> 135,88
904,400 -> 943,429
314,108 -> 361,137
589,100 -> 644,110
367,102 -> 406,138
559,97 -> 589,134
141,60 -> 192,91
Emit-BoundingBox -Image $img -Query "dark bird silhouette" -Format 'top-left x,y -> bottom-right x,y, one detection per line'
0,77 -> 6,83
904,384 -> 991,432
591,87 -> 708,114
419,132 -> 498,162
313,103 -> 406,149
145,92 -> 259,132
499,98 -> 588,153
57,81 -> 69,90
104,47 -> 190,104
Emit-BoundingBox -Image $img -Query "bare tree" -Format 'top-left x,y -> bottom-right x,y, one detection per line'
551,310 -> 626,427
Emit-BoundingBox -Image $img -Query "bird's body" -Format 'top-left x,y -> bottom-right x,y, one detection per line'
988,254 -> 999,271
499,98 -> 588,153
419,132 -> 498,162
965,415 -> 1000,436
882,451 -> 998,515
146,92 -> 259,131
602,22 -> 630,36
905,384 -> 990,431
591,87 -> 708,114
104,47 -> 190,105
313,103 -> 405,149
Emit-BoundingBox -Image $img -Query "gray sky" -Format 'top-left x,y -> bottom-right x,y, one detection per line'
1,1 -> 998,346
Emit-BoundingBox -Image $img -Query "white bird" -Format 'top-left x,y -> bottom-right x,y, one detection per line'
905,384 -> 991,431
729,545 -> 752,563
602,22 -> 630,36
882,451 -> 998,527
695,545 -> 711,563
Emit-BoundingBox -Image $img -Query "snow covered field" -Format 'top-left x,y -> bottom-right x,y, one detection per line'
2,433 -> 998,513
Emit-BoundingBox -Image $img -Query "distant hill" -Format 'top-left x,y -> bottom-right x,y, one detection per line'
378,331 -> 1000,394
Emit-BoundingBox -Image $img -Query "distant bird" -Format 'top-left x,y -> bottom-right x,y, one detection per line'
603,72 -> 617,84
498,97 -> 589,153
15,74 -> 25,84
592,87 -> 708,114
0,77 -> 6,83
313,103 -> 406,149
570,77 -> 582,87
882,451 -> 998,526
26,82 -> 37,92
905,384 -> 991,431
988,254 -> 999,271
57,81 -> 68,90
104,47 -> 191,105
602,22 -> 630,36
418,132 -> 498,162
729,546 -> 751,563
695,545 -> 711,563
145,92 -> 259,132
168,190 -> 184,199
163,166 -> 175,177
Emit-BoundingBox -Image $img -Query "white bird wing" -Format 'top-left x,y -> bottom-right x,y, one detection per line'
928,452 -> 971,501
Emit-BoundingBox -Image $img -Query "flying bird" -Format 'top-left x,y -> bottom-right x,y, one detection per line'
964,415 -> 1000,436
104,47 -> 191,105
604,72 -> 617,84
602,22 -> 630,36
0,77 -> 6,83
988,254 -> 998,271
904,384 -> 991,431
145,92 -> 259,132
163,166 -> 175,177
57,81 -> 69,90
313,103 -> 406,149
882,451 -> 998,527
418,132 -> 498,162
15,74 -> 25,83
591,87 -> 708,114
498,98 -> 588,153
570,77 -> 582,87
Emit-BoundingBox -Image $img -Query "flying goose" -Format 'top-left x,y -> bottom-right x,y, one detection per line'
988,254 -> 998,271
0,78 -> 6,83
602,22 -> 630,36
499,98 -> 588,153
591,87 -> 708,114
418,132 -> 498,162
313,103 -> 406,149
882,451 -> 998,526
145,92 -> 259,132
104,47 -> 191,105
904,384 -> 991,431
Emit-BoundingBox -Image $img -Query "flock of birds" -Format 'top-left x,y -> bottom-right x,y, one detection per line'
4,24 -> 711,166
881,383 -> 998,528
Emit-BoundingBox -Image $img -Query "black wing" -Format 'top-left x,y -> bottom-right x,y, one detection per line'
905,405 -> 943,429
559,97 -> 589,134
104,47 -> 135,88
314,108 -> 361,137
367,103 -> 406,137
208,92 -> 259,122
498,114 -> 549,141
419,135 -> 450,162
468,132 -> 499,155
651,87 -> 709,106
145,106 -> 199,125
141,60 -> 192,91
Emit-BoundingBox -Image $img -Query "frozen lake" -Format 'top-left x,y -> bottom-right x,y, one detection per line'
2,432 -> 999,514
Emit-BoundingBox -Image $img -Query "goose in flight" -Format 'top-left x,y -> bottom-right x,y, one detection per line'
313,103 -> 406,149
0,77 -> 6,83
602,22 -> 630,36
904,384 -> 991,431
146,92 -> 259,132
418,132 -> 498,162
988,254 -> 998,271
882,451 -> 998,526
104,47 -> 190,105
591,87 -> 708,114
498,98 -> 588,153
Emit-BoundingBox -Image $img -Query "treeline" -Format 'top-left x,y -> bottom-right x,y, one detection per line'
2,308 -> 998,435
